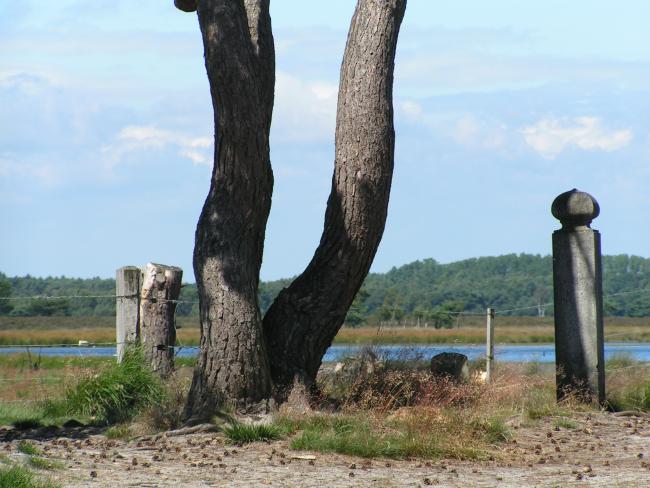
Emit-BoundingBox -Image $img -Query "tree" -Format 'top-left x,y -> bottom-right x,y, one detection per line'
176,0 -> 406,416
0,273 -> 12,315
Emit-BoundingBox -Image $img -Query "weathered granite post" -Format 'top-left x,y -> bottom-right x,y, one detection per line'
116,266 -> 141,362
140,263 -> 183,378
551,189 -> 605,404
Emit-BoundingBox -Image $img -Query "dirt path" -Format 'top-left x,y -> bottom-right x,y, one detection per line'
3,411 -> 650,487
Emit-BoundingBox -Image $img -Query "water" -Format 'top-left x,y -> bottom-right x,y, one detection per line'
2,343 -> 650,363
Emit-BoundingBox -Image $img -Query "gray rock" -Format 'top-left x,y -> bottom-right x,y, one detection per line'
429,352 -> 469,383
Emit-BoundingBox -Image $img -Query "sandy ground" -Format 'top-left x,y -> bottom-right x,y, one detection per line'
2,411 -> 650,488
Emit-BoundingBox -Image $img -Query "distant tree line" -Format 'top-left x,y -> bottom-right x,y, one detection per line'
2,254 -> 650,325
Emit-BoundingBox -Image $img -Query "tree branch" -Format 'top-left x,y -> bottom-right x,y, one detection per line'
174,0 -> 197,13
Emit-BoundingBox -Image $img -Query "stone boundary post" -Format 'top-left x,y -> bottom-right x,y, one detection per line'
551,189 -> 605,404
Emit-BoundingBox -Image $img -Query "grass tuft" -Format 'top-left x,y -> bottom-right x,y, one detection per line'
105,424 -> 133,440
26,458 -> 63,471
17,442 -> 42,456
553,417 -> 580,430
47,346 -> 163,424
223,422 -> 284,444
0,464 -> 59,488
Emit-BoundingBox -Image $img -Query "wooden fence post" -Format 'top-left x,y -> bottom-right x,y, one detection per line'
486,307 -> 495,382
116,266 -> 141,362
140,263 -> 183,377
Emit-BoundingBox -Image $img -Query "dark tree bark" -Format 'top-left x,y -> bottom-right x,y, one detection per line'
177,0 -> 405,414
263,0 -> 407,395
183,0 -> 276,417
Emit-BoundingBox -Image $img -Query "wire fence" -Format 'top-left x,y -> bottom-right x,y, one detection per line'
1,288 -> 649,407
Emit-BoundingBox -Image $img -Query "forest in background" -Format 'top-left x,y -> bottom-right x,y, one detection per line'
1,254 -> 650,326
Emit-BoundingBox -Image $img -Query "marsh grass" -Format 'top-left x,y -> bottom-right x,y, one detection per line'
0,464 -> 59,488
1,316 -> 649,346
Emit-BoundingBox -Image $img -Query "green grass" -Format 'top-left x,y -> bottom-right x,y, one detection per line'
27,458 -> 63,471
553,417 -> 580,430
605,353 -> 638,372
17,442 -> 42,456
281,414 -> 489,460
608,379 -> 650,412
105,424 -> 133,440
47,346 -> 164,424
223,422 -> 284,444
0,464 -> 59,488
0,402 -> 88,430
472,417 -> 513,443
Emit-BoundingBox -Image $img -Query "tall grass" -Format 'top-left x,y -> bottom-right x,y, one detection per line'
46,346 -> 164,424
0,465 -> 58,488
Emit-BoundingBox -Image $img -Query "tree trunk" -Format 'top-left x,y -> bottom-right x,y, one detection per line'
263,0 -> 406,396
140,263 -> 182,378
184,0 -> 275,417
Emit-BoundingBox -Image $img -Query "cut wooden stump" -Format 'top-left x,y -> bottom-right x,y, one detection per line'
140,263 -> 182,378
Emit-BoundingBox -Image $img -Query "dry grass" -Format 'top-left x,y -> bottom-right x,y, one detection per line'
278,362 -> 570,460
0,326 -> 201,346
1,316 -> 648,346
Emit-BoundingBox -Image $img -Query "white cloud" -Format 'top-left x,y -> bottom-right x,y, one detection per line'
105,126 -> 213,166
522,117 -> 633,159
272,72 -> 337,143
0,156 -> 60,187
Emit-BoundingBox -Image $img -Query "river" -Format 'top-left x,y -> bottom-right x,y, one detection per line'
2,343 -> 650,362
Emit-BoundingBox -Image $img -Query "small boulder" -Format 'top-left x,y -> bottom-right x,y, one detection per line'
429,352 -> 469,383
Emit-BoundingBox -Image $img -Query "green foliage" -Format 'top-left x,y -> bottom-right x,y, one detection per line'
49,347 -> 163,424
0,465 -> 58,488
345,288 -> 369,327
0,273 -> 12,315
223,422 -> 284,444
3,253 -> 650,318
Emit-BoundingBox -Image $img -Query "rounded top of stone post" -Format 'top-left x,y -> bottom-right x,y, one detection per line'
551,189 -> 600,229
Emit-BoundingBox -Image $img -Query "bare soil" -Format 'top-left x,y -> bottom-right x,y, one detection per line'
3,411 -> 650,487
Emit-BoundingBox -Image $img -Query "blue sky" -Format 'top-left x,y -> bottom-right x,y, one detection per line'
1,0 -> 649,281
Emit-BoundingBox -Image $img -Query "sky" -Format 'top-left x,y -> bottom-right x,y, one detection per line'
1,0 -> 649,281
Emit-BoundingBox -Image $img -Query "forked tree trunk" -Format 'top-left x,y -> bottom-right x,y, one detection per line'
178,0 -> 405,413
263,0 -> 407,396
184,0 -> 275,417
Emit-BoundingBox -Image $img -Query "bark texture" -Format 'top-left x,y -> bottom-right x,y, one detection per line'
263,0 -> 406,395
185,0 -> 275,417
140,263 -> 182,378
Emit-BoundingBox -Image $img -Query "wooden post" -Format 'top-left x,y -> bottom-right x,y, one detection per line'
140,263 -> 183,377
486,307 -> 495,382
116,266 -> 141,362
